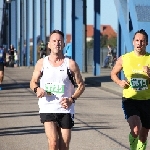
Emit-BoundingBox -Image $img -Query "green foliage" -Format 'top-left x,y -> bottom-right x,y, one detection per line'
100,35 -> 108,48
86,35 -> 117,49
107,36 -> 117,48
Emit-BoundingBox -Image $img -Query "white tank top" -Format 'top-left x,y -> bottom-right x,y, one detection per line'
38,56 -> 75,114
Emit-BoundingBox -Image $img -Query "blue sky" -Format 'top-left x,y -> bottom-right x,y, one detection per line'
0,0 -> 117,36
49,0 -> 118,34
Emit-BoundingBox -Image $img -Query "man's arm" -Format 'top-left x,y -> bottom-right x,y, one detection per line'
30,59 -> 43,91
69,59 -> 85,99
111,56 -> 130,88
111,56 -> 123,85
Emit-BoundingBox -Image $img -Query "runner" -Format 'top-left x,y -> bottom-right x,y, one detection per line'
111,29 -> 150,150
30,30 -> 85,150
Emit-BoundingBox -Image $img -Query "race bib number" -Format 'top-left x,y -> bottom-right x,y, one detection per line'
45,83 -> 65,95
130,78 -> 148,91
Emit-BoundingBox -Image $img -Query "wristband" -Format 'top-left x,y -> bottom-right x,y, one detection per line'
71,97 -> 76,103
34,87 -> 39,93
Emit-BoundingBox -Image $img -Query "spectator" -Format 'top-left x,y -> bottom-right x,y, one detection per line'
8,44 -> 15,67
64,40 -> 72,59
40,40 -> 46,58
102,44 -> 114,68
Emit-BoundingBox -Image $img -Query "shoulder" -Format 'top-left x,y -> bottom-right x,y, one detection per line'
115,56 -> 123,65
122,51 -> 133,58
34,58 -> 44,71
68,59 -> 80,73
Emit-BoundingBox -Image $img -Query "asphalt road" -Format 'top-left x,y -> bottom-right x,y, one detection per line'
0,67 -> 150,150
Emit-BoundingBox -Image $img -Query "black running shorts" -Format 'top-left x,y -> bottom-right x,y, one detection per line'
122,97 -> 150,129
0,63 -> 4,71
40,113 -> 74,129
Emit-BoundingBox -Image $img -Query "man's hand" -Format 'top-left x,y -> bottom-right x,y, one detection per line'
60,98 -> 73,109
143,66 -> 150,77
117,80 -> 130,88
36,87 -> 46,98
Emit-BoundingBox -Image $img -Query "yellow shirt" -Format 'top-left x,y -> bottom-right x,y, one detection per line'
122,51 -> 150,100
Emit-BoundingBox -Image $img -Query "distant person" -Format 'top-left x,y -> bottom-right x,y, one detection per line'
14,50 -> 18,67
23,44 -> 26,66
8,44 -> 15,67
8,44 -> 15,56
102,44 -> 114,68
64,40 -> 72,59
40,40 -> 46,58
111,29 -> 150,150
0,46 -> 6,90
5,52 -> 9,67
40,40 -> 46,51
30,30 -> 85,150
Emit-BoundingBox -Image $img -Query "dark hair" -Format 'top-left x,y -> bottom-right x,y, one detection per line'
133,29 -> 148,42
49,30 -> 64,40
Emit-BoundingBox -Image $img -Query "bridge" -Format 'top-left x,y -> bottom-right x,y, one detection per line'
0,0 -> 150,77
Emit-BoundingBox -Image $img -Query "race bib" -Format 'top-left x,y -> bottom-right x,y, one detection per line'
45,83 -> 65,95
130,78 -> 148,91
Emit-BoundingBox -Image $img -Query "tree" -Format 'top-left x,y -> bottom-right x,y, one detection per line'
100,35 -> 108,48
107,36 -> 117,48
86,35 -> 117,50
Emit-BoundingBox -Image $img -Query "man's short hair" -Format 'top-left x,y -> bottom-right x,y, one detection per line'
49,30 -> 64,40
133,29 -> 148,42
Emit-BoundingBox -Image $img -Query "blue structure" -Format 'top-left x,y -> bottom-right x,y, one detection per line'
64,42 -> 72,58
1,0 -> 150,76
26,0 -> 30,66
1,0 -> 101,74
93,0 -> 100,76
33,0 -> 37,66
40,0 -> 46,43
114,0 -> 150,79
72,0 -> 83,71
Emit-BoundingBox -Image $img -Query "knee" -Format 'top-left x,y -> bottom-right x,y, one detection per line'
131,126 -> 141,137
128,115 -> 141,137
48,139 -> 57,149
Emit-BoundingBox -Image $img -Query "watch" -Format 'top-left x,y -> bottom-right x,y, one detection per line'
34,87 -> 39,93
71,97 -> 76,103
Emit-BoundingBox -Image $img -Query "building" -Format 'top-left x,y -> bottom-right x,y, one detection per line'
66,25 -> 117,43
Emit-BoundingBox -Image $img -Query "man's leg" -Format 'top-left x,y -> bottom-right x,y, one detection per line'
0,63 -> 4,90
127,115 -> 141,150
57,113 -> 73,150
129,133 -> 138,150
136,126 -> 149,150
58,128 -> 71,150
104,56 -> 108,67
102,56 -> 108,67
44,122 -> 59,150
0,71 -> 4,83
